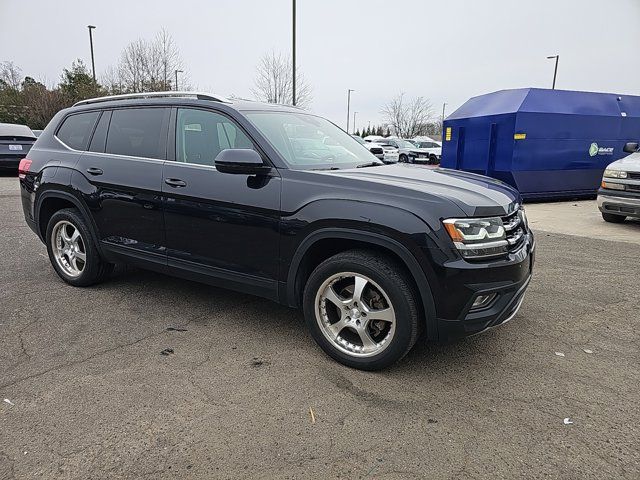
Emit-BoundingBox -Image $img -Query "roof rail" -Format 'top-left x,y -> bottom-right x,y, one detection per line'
73,91 -> 231,107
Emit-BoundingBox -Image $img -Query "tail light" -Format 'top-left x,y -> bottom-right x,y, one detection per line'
18,158 -> 32,179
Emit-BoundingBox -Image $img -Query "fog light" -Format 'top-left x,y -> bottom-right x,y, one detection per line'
471,293 -> 497,310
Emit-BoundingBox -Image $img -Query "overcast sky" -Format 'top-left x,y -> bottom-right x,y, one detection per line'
1,0 -> 639,129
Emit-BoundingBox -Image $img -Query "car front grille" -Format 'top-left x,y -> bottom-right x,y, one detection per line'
370,147 -> 383,155
627,171 -> 640,180
502,210 -> 526,252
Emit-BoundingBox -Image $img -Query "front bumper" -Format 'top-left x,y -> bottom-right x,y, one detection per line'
597,190 -> 640,218
434,232 -> 535,341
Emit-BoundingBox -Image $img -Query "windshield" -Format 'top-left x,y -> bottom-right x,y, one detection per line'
246,111 -> 381,170
416,141 -> 440,148
396,140 -> 416,149
352,135 -> 366,145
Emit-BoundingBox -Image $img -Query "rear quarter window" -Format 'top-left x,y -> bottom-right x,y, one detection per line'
56,111 -> 100,151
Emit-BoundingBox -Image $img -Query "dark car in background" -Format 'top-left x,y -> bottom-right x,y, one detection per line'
19,92 -> 534,370
1,123 -> 37,172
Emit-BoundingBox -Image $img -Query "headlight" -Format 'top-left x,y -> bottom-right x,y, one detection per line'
604,169 -> 628,179
443,217 -> 508,259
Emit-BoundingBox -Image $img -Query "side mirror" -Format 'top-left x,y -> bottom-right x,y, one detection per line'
214,149 -> 271,175
623,142 -> 639,153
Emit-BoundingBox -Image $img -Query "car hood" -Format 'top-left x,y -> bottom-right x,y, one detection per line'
608,152 -> 640,172
331,164 -> 520,216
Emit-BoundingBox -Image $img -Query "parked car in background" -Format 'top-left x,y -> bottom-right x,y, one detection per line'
374,138 -> 434,164
597,142 -> 640,223
352,135 -> 385,161
19,91 -> 534,370
411,137 -> 442,163
368,140 -> 399,163
1,123 -> 37,172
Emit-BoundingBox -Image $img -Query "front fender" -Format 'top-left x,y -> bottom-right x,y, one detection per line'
281,199 -> 446,339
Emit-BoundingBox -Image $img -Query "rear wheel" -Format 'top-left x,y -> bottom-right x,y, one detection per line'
601,212 -> 626,223
399,154 -> 408,163
46,208 -> 113,287
303,250 -> 420,370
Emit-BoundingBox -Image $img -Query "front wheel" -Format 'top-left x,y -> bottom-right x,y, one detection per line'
303,250 -> 420,370
601,212 -> 626,223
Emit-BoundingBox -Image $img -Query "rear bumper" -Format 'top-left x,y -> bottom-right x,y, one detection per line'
0,156 -> 21,169
597,190 -> 640,218
433,232 -> 535,341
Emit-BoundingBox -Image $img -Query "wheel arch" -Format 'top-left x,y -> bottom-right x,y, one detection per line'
286,228 -> 438,339
35,190 -> 103,254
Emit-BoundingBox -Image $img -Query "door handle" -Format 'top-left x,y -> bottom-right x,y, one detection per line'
86,167 -> 103,176
164,178 -> 187,188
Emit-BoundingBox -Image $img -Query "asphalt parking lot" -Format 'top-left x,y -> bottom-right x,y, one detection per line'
1,174 -> 638,479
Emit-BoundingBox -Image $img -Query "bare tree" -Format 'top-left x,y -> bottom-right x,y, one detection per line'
102,29 -> 187,93
0,61 -> 22,90
381,93 -> 434,138
252,51 -> 312,108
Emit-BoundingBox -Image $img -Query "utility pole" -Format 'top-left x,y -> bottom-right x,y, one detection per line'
175,69 -> 183,91
547,55 -> 559,89
346,89 -> 354,133
292,0 -> 296,106
87,25 -> 96,82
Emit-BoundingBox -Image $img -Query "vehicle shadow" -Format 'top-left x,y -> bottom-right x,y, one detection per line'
106,265 -> 506,378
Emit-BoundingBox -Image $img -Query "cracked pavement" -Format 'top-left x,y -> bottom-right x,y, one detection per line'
0,175 -> 638,479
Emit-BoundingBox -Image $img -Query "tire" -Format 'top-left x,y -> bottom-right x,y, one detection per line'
601,212 -> 626,223
45,208 -> 113,287
399,154 -> 408,163
303,249 -> 420,370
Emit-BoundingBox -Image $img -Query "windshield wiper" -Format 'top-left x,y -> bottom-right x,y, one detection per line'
310,166 -> 341,171
356,162 -> 383,168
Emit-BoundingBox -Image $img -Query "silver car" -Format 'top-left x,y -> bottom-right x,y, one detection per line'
597,142 -> 640,222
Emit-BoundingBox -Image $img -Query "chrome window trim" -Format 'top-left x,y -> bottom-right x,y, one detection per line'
53,135 -> 166,163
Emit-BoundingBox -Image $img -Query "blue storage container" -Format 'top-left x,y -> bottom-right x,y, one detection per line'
440,88 -> 640,199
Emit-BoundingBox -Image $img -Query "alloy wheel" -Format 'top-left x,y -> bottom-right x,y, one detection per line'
51,220 -> 86,277
315,272 -> 396,358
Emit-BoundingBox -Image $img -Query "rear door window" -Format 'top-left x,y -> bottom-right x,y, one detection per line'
88,111 -> 111,153
105,108 -> 169,159
56,111 -> 100,150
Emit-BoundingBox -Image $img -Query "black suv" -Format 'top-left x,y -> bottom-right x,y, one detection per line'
19,92 -> 534,370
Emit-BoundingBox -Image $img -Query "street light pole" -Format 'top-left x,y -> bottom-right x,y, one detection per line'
292,0 -> 296,106
175,69 -> 183,91
87,25 -> 96,83
546,55 -> 559,89
442,102 -> 447,134
353,111 -> 358,134
346,89 -> 354,133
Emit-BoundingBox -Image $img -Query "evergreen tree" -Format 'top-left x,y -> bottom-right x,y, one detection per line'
59,59 -> 102,103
